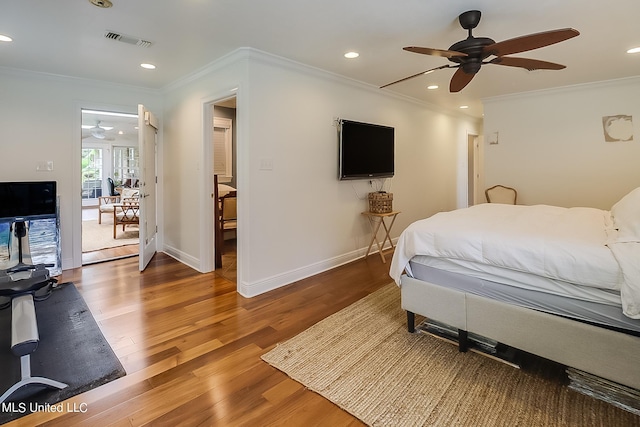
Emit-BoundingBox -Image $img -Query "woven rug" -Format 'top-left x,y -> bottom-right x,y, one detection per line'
261,284 -> 640,426
82,219 -> 138,252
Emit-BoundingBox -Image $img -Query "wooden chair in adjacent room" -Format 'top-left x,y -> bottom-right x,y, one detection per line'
97,178 -> 120,224
219,191 -> 237,253
113,195 -> 140,238
485,184 -> 518,204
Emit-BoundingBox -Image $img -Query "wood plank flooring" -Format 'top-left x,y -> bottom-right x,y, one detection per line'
8,251 -> 392,426
82,244 -> 139,265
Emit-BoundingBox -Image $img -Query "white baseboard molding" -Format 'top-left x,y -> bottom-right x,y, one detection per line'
237,239 -> 397,298
162,244 -> 201,272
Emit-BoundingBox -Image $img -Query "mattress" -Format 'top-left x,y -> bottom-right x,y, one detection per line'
389,202 -> 640,319
408,260 -> 640,335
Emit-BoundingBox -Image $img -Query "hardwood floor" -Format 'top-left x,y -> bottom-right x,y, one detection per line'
9,251 -> 392,426
82,244 -> 139,265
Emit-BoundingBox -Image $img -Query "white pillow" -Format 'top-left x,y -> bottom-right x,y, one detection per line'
611,187 -> 640,242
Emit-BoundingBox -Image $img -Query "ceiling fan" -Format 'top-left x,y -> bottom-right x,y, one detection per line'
82,121 -> 114,140
381,10 -> 579,92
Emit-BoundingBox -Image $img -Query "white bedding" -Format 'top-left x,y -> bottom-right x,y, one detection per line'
389,203 -> 640,319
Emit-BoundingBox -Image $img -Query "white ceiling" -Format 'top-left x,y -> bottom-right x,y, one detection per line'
3,1 -> 640,118
81,110 -> 138,143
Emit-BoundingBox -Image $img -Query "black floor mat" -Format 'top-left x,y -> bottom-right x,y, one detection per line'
0,282 -> 125,424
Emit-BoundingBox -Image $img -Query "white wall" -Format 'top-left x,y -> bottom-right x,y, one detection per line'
0,68 -> 162,269
162,49 -> 480,296
483,77 -> 640,209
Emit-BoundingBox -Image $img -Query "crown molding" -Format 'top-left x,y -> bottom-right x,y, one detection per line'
162,47 -> 475,121
483,75 -> 640,105
0,65 -> 161,95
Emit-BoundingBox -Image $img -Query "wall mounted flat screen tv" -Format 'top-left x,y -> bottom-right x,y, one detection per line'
339,119 -> 394,180
0,181 -> 57,221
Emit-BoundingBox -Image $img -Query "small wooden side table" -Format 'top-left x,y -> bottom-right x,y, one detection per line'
361,211 -> 400,263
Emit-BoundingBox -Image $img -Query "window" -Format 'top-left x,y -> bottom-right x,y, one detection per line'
113,146 -> 139,187
213,117 -> 233,182
81,148 -> 103,199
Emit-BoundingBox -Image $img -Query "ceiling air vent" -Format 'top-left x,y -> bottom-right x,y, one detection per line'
104,31 -> 153,48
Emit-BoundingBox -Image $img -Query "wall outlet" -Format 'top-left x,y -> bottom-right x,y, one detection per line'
259,158 -> 274,170
36,160 -> 54,171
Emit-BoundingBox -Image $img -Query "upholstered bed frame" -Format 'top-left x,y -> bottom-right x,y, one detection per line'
401,274 -> 640,390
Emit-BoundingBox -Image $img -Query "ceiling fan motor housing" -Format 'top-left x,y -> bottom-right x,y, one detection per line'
448,37 -> 495,73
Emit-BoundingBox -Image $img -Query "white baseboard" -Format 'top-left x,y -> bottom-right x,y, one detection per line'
237,239 -> 397,298
162,244 -> 201,272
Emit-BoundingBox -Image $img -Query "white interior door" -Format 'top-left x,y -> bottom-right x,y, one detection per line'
138,104 -> 158,271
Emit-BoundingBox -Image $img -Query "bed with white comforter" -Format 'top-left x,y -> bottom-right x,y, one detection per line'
389,187 -> 640,389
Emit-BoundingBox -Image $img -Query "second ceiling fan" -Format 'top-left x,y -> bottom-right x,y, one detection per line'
381,10 -> 579,92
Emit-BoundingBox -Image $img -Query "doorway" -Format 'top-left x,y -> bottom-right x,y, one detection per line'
81,108 -> 140,265
467,133 -> 480,207
212,98 -> 237,282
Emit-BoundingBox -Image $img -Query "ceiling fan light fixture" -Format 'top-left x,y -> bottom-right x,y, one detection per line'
427,85 -> 439,90
82,124 -> 113,130
140,63 -> 156,70
89,0 -> 113,8
626,47 -> 640,54
0,34 -> 12,42
91,128 -> 106,139
344,51 -> 359,59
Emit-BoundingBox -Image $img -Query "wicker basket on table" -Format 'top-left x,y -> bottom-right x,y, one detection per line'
368,192 -> 393,213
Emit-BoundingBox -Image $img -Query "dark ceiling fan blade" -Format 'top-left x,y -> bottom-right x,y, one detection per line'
380,65 -> 455,89
403,46 -> 467,58
489,57 -> 566,70
449,67 -> 476,92
483,28 -> 579,57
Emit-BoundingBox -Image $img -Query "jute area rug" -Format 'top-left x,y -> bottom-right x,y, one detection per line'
262,284 -> 640,426
82,218 -> 138,252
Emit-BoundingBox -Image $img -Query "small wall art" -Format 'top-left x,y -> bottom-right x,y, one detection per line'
602,115 -> 633,142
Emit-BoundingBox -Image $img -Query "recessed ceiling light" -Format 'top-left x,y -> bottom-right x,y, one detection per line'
459,105 -> 469,109
344,52 -> 359,59
627,47 -> 640,54
140,63 -> 156,69
427,85 -> 439,90
0,35 -> 12,42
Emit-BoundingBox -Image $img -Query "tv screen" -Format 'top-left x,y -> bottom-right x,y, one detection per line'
0,181 -> 57,221
339,120 -> 394,180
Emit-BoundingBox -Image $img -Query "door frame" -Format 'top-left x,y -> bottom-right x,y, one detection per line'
74,103 -> 149,268
200,88 -> 240,275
